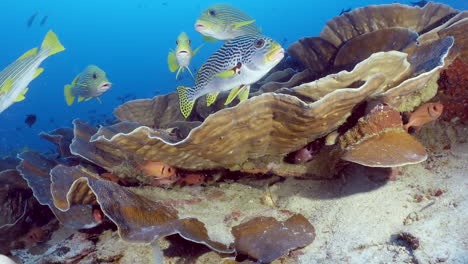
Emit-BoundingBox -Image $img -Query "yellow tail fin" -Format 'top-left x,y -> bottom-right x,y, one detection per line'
167,51 -> 179,72
64,84 -> 75,106
40,30 -> 65,57
176,86 -> 195,118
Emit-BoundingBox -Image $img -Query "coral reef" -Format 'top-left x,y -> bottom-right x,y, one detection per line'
5,2 -> 468,263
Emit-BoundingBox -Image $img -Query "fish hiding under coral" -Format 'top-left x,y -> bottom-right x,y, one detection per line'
64,65 -> 112,106
0,30 -> 65,114
194,4 -> 261,42
167,32 -> 203,79
177,35 -> 284,118
403,102 -> 443,132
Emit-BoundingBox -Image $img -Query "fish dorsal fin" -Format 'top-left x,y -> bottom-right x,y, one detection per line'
71,74 -> 80,86
192,44 -> 204,56
78,96 -> 85,102
33,68 -> 44,79
225,86 -> 243,105
0,78 -> 14,94
17,48 -> 38,61
232,20 -> 255,29
167,51 -> 179,72
177,86 -> 195,118
40,30 -> 65,57
206,92 -> 220,106
202,36 -> 218,43
14,88 -> 29,102
237,85 -> 250,102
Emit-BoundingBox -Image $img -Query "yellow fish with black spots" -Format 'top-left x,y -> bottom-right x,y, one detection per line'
64,65 -> 112,106
194,4 -> 261,42
167,32 -> 203,80
0,30 -> 65,114
177,35 -> 284,118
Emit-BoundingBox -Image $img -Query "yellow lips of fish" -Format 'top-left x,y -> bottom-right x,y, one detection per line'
265,42 -> 285,63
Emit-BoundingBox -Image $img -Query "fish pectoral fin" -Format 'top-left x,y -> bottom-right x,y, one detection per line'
0,78 -> 14,94
192,44 -> 204,56
237,85 -> 250,101
177,86 -> 195,118
175,67 -> 183,80
17,48 -> 38,61
202,36 -> 218,43
167,51 -> 179,72
214,63 -> 242,79
78,96 -> 85,102
206,92 -> 220,106
33,68 -> 44,79
40,30 -> 65,57
14,88 -> 29,102
225,86 -> 243,105
64,84 -> 75,106
232,20 -> 255,29
186,67 -> 195,79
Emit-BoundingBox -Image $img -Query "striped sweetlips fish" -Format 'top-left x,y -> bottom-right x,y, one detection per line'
194,4 -> 261,42
167,32 -> 203,80
177,34 -> 284,118
64,65 -> 112,106
0,30 -> 65,114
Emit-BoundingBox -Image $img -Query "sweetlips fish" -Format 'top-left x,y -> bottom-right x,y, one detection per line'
194,4 -> 261,42
177,34 -> 284,118
64,65 -> 112,106
167,32 -> 203,80
0,30 -> 65,114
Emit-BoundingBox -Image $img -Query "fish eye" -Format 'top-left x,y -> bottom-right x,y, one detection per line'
176,40 -> 178,45
188,39 -> 191,44
92,73 -> 98,79
208,9 -> 216,17
254,39 -> 265,48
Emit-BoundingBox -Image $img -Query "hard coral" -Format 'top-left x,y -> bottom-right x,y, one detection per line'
437,58 -> 468,123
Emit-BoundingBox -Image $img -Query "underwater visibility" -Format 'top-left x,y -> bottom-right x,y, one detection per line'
1,0 -> 468,263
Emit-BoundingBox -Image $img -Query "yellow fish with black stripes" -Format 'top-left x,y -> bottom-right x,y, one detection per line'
177,35 -> 284,118
0,30 -> 65,114
194,4 -> 261,42
64,65 -> 112,106
167,32 -> 203,80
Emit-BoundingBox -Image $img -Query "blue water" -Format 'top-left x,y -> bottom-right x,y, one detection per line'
0,0 -> 466,155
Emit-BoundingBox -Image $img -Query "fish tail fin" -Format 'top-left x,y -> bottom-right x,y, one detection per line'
176,86 -> 195,118
167,51 -> 179,72
40,30 -> 65,57
186,67 -> 194,78
175,67 -> 183,80
64,84 -> 75,106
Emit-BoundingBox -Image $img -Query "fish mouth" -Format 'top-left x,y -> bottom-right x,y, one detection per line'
98,82 -> 112,92
194,21 -> 207,32
178,50 -> 189,54
266,44 -> 285,63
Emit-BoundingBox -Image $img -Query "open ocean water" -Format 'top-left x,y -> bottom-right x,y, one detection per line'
0,0 -> 467,156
